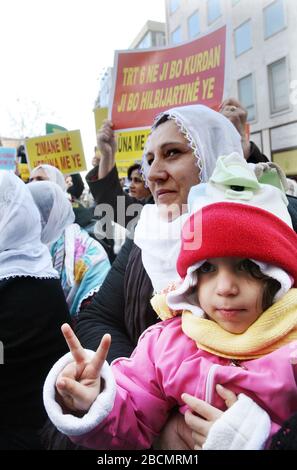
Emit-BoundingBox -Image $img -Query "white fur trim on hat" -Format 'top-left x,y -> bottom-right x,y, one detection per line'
167,260 -> 293,315
167,261 -> 205,316
251,260 -> 293,301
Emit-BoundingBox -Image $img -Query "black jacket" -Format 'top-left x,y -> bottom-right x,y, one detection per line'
78,165 -> 155,361
75,237 -> 155,362
0,277 -> 70,448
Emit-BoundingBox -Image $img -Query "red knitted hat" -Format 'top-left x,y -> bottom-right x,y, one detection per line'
177,202 -> 297,286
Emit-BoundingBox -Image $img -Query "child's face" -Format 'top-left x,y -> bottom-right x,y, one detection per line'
196,258 -> 265,334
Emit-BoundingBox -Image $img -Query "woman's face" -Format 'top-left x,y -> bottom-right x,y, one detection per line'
144,120 -> 199,218
29,168 -> 49,182
129,169 -> 151,200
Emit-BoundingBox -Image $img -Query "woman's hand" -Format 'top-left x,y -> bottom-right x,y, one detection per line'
56,324 -> 111,413
219,98 -> 251,160
181,385 -> 237,450
96,120 -> 117,179
154,411 -> 195,450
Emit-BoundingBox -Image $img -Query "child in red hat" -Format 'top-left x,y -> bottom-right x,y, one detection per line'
43,154 -> 297,450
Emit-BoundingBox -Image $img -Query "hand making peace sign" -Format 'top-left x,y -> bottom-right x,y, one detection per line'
56,324 -> 111,413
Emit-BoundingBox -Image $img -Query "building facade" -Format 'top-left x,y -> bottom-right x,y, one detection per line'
165,0 -> 297,176
129,20 -> 166,49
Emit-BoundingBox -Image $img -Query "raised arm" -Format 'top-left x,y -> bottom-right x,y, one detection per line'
86,121 -> 145,228
44,321 -> 173,450
219,98 -> 251,160
97,120 -> 117,180
219,98 -> 269,164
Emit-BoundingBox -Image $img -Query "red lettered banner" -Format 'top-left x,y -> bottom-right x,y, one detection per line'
110,26 -> 226,130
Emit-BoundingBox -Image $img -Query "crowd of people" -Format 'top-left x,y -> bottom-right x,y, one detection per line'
1,98 -> 297,451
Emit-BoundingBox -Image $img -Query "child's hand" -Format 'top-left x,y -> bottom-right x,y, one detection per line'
181,385 -> 237,450
56,324 -> 111,413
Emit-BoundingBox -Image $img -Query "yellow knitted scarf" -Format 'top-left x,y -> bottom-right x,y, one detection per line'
152,289 -> 297,360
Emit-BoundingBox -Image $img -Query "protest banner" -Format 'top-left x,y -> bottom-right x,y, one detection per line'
25,130 -> 86,174
0,147 -> 16,171
110,25 -> 227,130
114,128 -> 150,177
93,107 -> 150,177
94,107 -> 108,134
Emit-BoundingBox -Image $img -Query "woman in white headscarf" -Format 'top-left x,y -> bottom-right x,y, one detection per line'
40,105 -> 245,450
28,181 -> 111,317
135,104 -> 244,293
29,164 -> 100,249
30,164 -> 67,190
0,171 -> 70,449
65,104 -> 244,450
76,104 -> 243,357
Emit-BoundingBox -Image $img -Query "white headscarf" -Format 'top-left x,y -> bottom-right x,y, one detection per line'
136,105 -> 244,293
30,164 -> 67,191
27,181 -> 75,244
0,171 -> 58,280
141,104 -> 243,182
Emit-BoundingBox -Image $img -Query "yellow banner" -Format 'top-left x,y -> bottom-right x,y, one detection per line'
114,128 -> 150,177
25,130 -> 86,174
94,107 -> 108,134
273,149 -> 297,175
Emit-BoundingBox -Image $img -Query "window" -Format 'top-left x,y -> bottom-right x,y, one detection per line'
136,32 -> 152,49
171,26 -> 182,45
169,0 -> 180,15
268,57 -> 289,113
234,20 -> 252,56
238,74 -> 255,122
264,0 -> 285,39
188,11 -> 200,39
207,0 -> 221,24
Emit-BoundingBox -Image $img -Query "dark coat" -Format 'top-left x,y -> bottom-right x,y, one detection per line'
0,277 -> 71,449
76,238 -> 156,363
77,166 -> 154,362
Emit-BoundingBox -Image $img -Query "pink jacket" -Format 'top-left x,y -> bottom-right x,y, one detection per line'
69,317 -> 297,449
